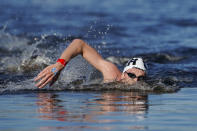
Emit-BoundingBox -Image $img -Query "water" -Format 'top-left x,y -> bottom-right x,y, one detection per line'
0,0 -> 197,130
1,88 -> 197,131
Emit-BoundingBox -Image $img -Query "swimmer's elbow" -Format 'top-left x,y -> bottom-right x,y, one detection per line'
70,39 -> 86,54
72,39 -> 84,45
72,39 -> 86,49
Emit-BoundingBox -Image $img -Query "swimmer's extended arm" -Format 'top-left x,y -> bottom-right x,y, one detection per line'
59,39 -> 105,71
35,39 -> 120,88
62,39 -> 121,79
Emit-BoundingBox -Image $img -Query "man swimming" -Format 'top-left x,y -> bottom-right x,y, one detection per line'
34,39 -> 146,88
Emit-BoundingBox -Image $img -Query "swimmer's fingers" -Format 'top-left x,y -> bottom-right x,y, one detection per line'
34,63 -> 63,88
35,73 -> 53,87
34,67 -> 50,81
36,73 -> 53,87
34,72 -> 46,82
38,75 -> 54,89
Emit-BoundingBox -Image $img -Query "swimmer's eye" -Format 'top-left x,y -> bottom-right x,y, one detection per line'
127,73 -> 136,78
126,73 -> 145,81
137,76 -> 146,81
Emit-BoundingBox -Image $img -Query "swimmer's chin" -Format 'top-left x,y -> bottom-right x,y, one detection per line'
103,79 -> 137,85
120,79 -> 137,85
103,79 -> 117,83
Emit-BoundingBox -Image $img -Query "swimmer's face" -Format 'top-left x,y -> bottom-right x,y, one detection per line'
121,68 -> 146,84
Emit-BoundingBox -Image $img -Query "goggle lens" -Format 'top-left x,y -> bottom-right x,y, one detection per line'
127,73 -> 145,81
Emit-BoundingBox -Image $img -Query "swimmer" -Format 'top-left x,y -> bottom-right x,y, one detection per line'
34,39 -> 147,88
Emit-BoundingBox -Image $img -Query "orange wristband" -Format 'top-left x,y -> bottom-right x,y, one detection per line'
56,59 -> 67,67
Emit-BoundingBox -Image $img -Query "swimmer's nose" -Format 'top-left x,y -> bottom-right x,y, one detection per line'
133,78 -> 138,82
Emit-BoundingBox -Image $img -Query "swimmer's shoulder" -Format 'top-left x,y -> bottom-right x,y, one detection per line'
98,59 -> 122,81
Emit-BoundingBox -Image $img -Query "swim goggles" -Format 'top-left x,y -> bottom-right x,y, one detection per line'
126,72 -> 145,81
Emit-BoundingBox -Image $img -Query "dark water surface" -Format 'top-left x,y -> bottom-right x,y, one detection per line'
0,0 -> 197,130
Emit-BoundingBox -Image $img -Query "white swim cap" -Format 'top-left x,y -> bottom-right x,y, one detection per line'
123,57 -> 146,73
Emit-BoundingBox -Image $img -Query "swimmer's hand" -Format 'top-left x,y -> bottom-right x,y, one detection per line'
34,63 -> 64,88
